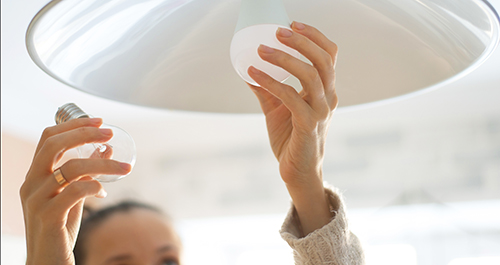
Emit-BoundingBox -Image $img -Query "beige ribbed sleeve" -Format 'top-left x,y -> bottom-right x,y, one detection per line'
280,184 -> 365,265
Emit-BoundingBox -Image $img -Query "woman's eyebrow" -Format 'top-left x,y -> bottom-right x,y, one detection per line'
102,245 -> 176,264
157,245 -> 175,253
103,254 -> 132,264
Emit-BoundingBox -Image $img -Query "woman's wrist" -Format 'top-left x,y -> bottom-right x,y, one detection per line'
26,231 -> 74,265
284,172 -> 333,236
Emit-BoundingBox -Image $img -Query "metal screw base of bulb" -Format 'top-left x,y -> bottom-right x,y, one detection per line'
55,103 -> 89,124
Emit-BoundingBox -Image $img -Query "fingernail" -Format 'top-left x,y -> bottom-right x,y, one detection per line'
96,189 -> 107,198
99,128 -> 113,136
258,44 -> 275,54
89,118 -> 103,124
120,162 -> 132,171
248,66 -> 260,75
277,28 -> 293,37
293,21 -> 305,30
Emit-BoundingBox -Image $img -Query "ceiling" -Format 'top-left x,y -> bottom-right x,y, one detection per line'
2,0 -> 500,220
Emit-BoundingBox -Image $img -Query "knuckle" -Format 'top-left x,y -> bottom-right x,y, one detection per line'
321,51 -> 334,68
19,182 -> 36,204
43,135 -> 58,148
304,66 -> 320,84
311,26 -> 321,36
41,126 -> 56,139
315,101 -> 333,120
77,126 -> 90,136
295,35 -> 308,49
329,43 -> 339,60
331,93 -> 339,109
71,181 -> 101,197
68,183 -> 88,197
259,74 -> 274,87
19,183 -> 28,199
275,51 -> 293,66
282,85 -> 298,99
64,159 -> 85,176
78,126 -> 100,140
321,107 -> 332,119
264,73 -> 280,87
330,42 -> 338,53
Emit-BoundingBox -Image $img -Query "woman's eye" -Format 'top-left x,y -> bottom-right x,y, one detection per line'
161,260 -> 178,265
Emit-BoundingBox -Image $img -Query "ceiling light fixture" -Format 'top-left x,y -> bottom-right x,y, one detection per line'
26,0 -> 500,113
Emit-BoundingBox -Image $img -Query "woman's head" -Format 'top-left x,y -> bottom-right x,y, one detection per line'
74,201 -> 182,265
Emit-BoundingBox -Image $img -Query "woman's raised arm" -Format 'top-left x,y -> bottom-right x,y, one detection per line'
248,21 -> 339,236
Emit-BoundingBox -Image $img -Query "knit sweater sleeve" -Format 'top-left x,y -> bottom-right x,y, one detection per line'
280,184 -> 365,265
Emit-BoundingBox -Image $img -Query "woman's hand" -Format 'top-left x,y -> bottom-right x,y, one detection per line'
20,118 -> 132,265
248,22 -> 338,236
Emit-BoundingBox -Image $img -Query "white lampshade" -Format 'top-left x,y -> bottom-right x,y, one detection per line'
26,0 -> 500,113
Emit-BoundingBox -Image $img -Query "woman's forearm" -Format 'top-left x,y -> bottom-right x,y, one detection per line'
285,175 -> 333,236
247,21 -> 339,237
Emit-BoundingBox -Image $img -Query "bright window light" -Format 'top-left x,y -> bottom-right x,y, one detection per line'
1,234 -> 26,265
364,244 -> 417,265
448,257 -> 500,265
236,249 -> 294,265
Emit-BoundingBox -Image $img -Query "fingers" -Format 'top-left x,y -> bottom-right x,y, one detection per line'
21,176 -> 106,231
36,159 -> 130,199
274,26 -> 334,99
248,66 -> 312,119
291,22 -> 339,69
49,178 -> 106,220
33,126 -> 114,172
34,118 -> 103,157
255,22 -> 338,109
257,44 -> 327,110
67,200 -> 86,229
247,83 -> 283,114
58,159 -> 130,186
290,22 -> 339,105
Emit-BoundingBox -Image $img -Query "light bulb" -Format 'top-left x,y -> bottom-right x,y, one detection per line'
230,0 -> 300,86
55,103 -> 136,182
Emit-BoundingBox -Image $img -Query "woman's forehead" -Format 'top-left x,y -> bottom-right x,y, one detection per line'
91,208 -> 176,238
84,209 -> 181,259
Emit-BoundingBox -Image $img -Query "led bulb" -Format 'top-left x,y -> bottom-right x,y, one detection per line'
55,103 -> 136,182
230,24 -> 300,86
230,0 -> 299,86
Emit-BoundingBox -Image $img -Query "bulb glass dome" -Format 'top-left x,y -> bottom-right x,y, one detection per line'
55,103 -> 136,183
77,123 -> 136,182
230,24 -> 301,86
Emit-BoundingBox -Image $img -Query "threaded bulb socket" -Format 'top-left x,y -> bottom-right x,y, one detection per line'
55,103 -> 90,124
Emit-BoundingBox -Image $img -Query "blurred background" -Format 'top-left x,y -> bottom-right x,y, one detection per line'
2,0 -> 500,264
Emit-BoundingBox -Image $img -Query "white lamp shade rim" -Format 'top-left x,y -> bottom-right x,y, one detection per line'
24,0 -> 500,113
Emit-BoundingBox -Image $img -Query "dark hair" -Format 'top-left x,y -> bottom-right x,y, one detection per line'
73,201 -> 164,265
